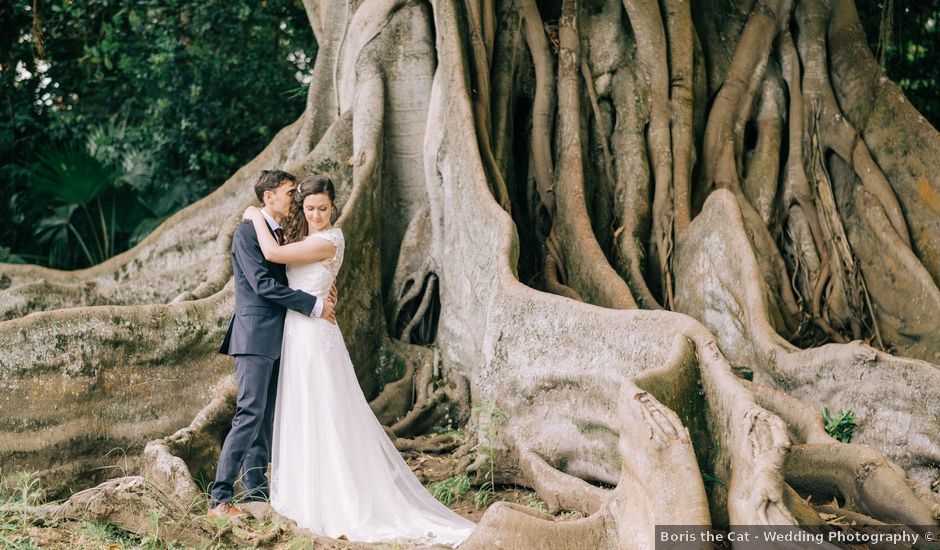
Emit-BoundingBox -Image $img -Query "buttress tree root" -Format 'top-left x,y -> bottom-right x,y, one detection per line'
2,0 -> 940,547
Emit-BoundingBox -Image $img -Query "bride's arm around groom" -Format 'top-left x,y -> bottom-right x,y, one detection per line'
243,205 -> 337,266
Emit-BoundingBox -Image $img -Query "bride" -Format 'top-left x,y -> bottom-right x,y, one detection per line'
242,174 -> 475,547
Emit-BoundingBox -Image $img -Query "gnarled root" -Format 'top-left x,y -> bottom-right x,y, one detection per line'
11,388 -> 243,547
465,502 -> 609,549
38,476 -> 221,546
675,190 -> 940,491
517,449 -> 607,515
0,289 -> 234,497
786,444 -> 937,525
388,378 -> 469,439
141,385 -> 237,506
746,379 -> 939,524
390,432 -> 463,454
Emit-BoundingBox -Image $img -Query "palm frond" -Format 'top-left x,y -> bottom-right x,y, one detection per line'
32,144 -> 116,206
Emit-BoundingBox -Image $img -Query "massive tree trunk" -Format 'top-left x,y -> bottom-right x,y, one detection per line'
2,0 -> 938,546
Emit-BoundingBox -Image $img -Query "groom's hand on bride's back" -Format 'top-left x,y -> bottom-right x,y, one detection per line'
321,296 -> 337,324
329,283 -> 338,303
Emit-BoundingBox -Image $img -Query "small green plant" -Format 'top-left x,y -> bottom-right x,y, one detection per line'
0,531 -> 42,550
0,470 -> 47,550
430,400 -> 467,444
474,479 -> 495,509
524,492 -> 547,512
80,520 -> 141,547
139,507 -> 166,549
470,400 -> 509,509
375,348 -> 407,389
822,407 -> 857,443
208,512 -> 232,531
431,425 -> 462,437
430,475 -> 471,506
11,471 -> 44,507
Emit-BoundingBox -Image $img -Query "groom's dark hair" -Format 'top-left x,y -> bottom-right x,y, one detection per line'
254,170 -> 297,203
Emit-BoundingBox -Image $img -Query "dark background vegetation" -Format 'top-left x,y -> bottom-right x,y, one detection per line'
0,0 -> 935,269
0,0 -> 314,267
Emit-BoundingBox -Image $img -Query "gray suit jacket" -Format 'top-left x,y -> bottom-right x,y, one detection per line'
219,221 -> 317,359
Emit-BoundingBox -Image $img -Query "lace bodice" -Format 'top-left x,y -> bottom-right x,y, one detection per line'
286,228 -> 344,297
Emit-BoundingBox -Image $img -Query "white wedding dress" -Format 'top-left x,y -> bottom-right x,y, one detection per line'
270,227 -> 475,547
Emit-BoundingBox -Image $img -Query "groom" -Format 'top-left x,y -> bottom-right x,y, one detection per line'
209,169 -> 336,519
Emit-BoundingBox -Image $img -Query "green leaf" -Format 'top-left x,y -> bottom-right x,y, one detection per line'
32,145 -> 116,206
0,246 -> 26,264
822,407 -> 857,443
34,204 -> 82,267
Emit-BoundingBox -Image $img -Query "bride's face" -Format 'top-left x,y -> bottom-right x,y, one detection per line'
303,193 -> 333,232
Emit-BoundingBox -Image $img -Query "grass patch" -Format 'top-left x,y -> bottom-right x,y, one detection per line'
523,493 -> 547,512
474,480 -> 495,509
77,521 -> 142,548
429,475 -> 471,506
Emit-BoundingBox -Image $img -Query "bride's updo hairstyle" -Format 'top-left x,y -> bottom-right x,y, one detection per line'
283,174 -> 336,243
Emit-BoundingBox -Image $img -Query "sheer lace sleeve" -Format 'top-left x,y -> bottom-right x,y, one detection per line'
317,228 -> 344,249
315,228 -> 344,276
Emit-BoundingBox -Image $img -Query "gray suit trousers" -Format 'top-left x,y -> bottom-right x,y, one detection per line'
211,354 -> 279,505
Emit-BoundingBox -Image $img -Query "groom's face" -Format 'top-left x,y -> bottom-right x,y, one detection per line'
264,180 -> 296,221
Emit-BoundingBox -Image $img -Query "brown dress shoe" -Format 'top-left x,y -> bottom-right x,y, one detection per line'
207,502 -> 249,521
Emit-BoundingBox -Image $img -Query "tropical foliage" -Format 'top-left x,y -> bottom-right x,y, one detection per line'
1,0 -> 314,268
860,2 -> 940,125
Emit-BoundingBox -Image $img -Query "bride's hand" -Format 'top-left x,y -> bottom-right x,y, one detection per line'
243,206 -> 262,221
